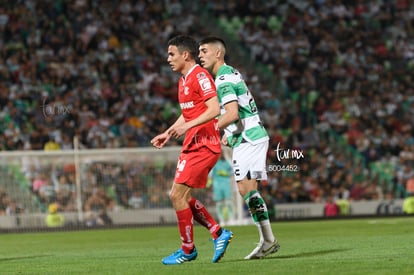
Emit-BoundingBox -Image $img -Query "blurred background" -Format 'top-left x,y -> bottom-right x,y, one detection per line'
0,0 -> 413,231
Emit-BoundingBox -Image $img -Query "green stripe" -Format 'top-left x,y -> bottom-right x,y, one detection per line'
245,126 -> 268,140
227,134 -> 243,147
239,105 -> 254,119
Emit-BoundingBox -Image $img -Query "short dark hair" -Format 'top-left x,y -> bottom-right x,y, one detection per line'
168,35 -> 198,60
198,36 -> 227,50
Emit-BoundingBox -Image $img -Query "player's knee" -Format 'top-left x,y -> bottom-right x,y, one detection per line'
237,180 -> 257,197
169,188 -> 188,204
168,189 -> 179,202
237,185 -> 248,197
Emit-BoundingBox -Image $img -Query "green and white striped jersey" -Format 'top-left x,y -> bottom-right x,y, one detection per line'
215,64 -> 269,148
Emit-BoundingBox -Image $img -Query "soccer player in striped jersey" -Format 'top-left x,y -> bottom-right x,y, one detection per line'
199,37 -> 280,260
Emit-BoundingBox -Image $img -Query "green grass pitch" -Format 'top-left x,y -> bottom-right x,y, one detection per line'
1,217 -> 413,275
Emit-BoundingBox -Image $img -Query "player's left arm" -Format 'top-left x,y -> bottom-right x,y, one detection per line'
168,96 -> 220,138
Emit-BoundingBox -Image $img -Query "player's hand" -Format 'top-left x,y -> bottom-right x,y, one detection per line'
221,134 -> 228,146
151,132 -> 171,149
168,124 -> 189,139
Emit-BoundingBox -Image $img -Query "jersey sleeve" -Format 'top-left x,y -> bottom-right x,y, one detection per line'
217,77 -> 237,105
195,71 -> 217,101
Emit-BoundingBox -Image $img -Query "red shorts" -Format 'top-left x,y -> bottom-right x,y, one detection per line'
174,147 -> 220,188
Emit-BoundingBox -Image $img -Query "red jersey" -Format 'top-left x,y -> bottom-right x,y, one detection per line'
324,202 -> 339,217
178,64 -> 220,153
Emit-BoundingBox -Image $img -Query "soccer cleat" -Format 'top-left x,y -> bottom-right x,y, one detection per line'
244,240 -> 280,260
162,248 -> 198,265
212,229 -> 233,263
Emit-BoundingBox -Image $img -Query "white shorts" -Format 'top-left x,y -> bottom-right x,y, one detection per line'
232,141 -> 268,182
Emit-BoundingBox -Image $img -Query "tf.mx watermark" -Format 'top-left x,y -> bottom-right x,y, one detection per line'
41,96 -> 72,118
268,142 -> 305,172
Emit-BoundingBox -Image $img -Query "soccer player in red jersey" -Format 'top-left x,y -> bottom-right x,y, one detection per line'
151,35 -> 233,265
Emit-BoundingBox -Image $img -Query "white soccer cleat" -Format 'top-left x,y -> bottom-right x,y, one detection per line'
244,240 -> 280,260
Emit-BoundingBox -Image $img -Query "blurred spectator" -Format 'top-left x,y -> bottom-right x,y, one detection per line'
335,193 -> 350,216
0,189 -> 9,215
128,190 -> 144,209
45,203 -> 65,227
38,177 -> 57,204
44,137 -> 61,151
403,194 -> 414,215
32,173 -> 48,195
84,188 -> 113,226
54,173 -> 76,211
5,199 -> 24,215
406,176 -> 414,196
349,181 -> 367,201
324,195 -> 339,217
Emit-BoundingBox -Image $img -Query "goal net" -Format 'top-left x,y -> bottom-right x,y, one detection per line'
0,144 -> 243,230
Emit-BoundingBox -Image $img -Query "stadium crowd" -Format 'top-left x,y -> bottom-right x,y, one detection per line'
217,0 -> 414,205
0,0 -> 413,217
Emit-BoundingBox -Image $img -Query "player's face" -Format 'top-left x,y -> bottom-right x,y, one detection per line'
167,45 -> 185,73
198,43 -> 216,72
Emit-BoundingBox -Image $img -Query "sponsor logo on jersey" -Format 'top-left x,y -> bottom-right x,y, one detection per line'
221,84 -> 232,95
196,72 -> 206,79
180,101 -> 194,109
199,77 -> 212,91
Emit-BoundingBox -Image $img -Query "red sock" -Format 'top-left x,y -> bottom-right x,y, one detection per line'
189,198 -> 221,239
176,208 -> 194,254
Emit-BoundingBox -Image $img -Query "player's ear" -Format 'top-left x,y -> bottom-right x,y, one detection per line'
183,50 -> 191,61
216,48 -> 224,59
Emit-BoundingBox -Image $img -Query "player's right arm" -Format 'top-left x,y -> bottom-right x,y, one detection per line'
168,96 -> 220,139
216,76 -> 239,130
218,101 -> 239,130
